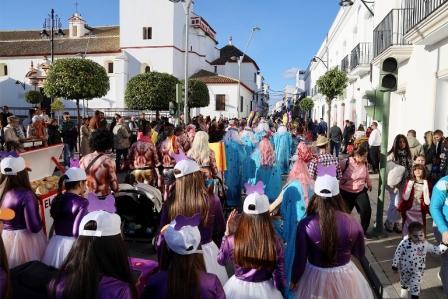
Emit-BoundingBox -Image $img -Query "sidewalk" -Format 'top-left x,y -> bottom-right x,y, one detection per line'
361,174 -> 445,298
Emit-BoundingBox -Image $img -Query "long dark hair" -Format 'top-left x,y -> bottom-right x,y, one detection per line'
0,237 -> 11,299
0,170 -> 34,202
50,175 -> 84,220
166,252 -> 205,299
388,134 -> 411,160
234,212 -> 277,270
50,221 -> 137,299
306,194 -> 348,266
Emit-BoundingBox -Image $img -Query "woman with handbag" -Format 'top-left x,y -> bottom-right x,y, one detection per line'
339,146 -> 372,234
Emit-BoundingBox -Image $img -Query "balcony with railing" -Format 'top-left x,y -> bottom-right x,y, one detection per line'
349,42 -> 372,76
403,0 -> 448,45
341,55 -> 350,73
372,9 -> 413,64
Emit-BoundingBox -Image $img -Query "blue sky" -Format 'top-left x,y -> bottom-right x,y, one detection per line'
0,0 -> 339,103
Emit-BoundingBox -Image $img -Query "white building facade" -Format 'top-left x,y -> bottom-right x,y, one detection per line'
305,0 -> 448,145
0,0 -> 267,119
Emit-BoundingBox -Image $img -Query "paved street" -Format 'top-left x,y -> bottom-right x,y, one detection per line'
362,174 -> 445,299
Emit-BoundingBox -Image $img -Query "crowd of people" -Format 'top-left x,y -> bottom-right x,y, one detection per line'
1,104 -> 448,298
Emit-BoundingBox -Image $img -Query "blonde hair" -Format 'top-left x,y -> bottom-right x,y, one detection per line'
187,131 -> 210,166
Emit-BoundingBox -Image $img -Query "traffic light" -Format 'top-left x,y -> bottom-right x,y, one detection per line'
176,83 -> 185,105
169,101 -> 177,116
380,57 -> 398,92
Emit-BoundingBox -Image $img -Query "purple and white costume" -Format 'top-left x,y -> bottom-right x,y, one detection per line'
158,194 -> 228,284
42,192 -> 89,268
142,271 -> 225,299
217,235 -> 285,299
291,211 -> 373,299
1,189 -> 47,268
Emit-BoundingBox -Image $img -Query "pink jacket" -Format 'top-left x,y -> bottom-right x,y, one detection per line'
339,157 -> 372,193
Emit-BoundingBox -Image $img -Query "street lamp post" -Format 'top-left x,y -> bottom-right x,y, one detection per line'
40,9 -> 65,63
169,0 -> 192,123
311,56 -> 329,71
235,27 -> 260,118
339,0 -> 374,17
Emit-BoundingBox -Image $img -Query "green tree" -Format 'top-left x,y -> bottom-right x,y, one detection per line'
298,97 -> 314,121
186,79 -> 210,108
43,58 -> 110,147
24,90 -> 43,106
125,72 -> 179,113
316,68 -> 348,137
51,98 -> 65,124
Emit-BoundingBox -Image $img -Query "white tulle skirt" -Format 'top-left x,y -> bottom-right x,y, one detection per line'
202,240 -> 228,285
294,261 -> 374,299
224,275 -> 283,299
2,229 -> 47,269
41,235 -> 75,268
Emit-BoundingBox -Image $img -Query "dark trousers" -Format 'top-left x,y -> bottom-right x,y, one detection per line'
340,189 -> 372,233
369,145 -> 380,172
330,140 -> 341,157
115,148 -> 128,171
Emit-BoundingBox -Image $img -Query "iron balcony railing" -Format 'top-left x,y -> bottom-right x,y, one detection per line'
403,0 -> 448,33
341,55 -> 350,72
350,42 -> 372,71
373,9 -> 411,58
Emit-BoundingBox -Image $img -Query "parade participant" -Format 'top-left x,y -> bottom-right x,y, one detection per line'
339,146 -> 373,233
80,117 -> 91,157
158,124 -> 180,202
49,211 -> 138,299
187,131 -> 219,191
174,126 -> 191,153
250,134 -> 282,202
224,119 -> 244,207
218,184 -> 285,299
384,134 -> 413,233
186,124 -> 196,148
240,124 -> 257,187
61,112 -> 78,168
0,155 -> 46,268
143,214 -> 225,299
0,207 -> 14,299
42,167 -> 89,268
308,135 -> 342,181
269,143 -> 314,299
290,173 -> 373,299
392,222 -> 447,299
398,164 -> 430,237
430,174 -> 448,295
273,122 -> 292,174
158,157 -> 227,285
89,110 -> 101,132
128,125 -> 161,186
80,129 -> 119,197
113,116 -> 130,171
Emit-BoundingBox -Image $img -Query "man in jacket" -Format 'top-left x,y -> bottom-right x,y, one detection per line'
329,122 -> 343,157
60,112 -> 78,168
407,129 -> 423,160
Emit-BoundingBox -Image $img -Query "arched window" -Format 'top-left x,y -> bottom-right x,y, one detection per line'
0,63 -> 8,77
104,61 -> 114,74
145,66 -> 151,73
141,64 -> 152,74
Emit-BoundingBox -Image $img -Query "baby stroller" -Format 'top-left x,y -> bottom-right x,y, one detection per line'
115,183 -> 163,242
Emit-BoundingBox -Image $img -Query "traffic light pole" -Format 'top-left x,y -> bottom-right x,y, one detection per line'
375,91 -> 391,234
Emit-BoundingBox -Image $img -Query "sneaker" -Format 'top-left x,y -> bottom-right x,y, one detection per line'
384,221 -> 393,233
400,287 -> 408,298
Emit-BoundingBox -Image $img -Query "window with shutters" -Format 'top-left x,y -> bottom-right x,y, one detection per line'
143,27 -> 152,40
216,95 -> 225,111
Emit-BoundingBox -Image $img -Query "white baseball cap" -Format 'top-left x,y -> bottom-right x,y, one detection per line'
64,167 -> 87,182
243,192 -> 270,215
174,159 -> 200,178
1,156 -> 27,176
314,175 -> 340,198
79,210 -> 122,237
164,214 -> 201,255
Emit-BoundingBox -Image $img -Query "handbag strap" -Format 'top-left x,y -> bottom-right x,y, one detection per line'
85,153 -> 104,174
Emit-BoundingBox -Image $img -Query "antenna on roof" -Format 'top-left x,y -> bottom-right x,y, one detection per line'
228,35 -> 233,45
